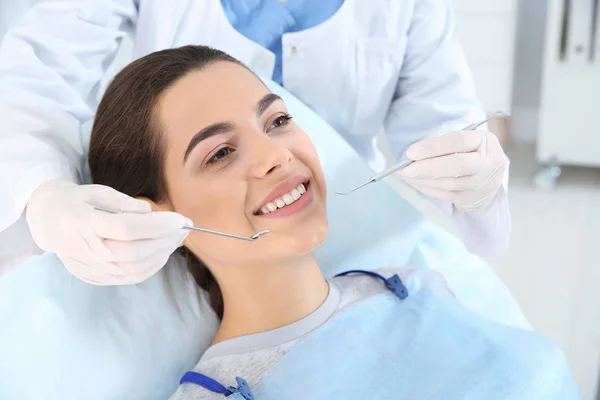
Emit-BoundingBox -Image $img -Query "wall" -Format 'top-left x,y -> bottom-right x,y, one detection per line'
453,0 -> 517,114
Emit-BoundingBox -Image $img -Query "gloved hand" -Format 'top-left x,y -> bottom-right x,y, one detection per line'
26,179 -> 192,285
397,130 -> 508,213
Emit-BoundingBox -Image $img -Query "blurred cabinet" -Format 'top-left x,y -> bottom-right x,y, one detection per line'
512,0 -> 600,166
536,0 -> 600,168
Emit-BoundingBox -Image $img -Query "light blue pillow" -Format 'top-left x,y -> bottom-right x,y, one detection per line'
0,81 -> 528,400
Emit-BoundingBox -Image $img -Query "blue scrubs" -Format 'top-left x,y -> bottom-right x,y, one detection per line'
220,0 -> 344,84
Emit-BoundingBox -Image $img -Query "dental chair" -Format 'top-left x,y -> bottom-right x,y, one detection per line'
0,81 -> 529,400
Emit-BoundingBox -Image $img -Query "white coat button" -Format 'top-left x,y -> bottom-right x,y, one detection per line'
291,46 -> 298,55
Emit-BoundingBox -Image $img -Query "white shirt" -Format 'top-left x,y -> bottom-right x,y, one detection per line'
0,0 -> 509,257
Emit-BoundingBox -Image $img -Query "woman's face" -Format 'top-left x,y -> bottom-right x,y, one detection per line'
153,62 -> 328,271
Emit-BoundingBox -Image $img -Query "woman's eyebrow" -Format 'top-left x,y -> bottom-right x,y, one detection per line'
183,122 -> 234,164
256,93 -> 283,117
183,94 -> 283,164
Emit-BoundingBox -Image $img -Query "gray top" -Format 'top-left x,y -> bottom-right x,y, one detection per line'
201,281 -> 341,359
169,267 -> 417,400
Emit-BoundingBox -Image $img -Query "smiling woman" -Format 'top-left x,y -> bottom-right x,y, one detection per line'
89,45 -> 329,324
88,45 -> 578,400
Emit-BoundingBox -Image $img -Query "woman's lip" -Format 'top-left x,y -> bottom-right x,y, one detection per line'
253,175 -> 309,214
255,182 -> 313,219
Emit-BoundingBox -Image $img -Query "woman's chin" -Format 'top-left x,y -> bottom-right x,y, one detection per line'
282,219 -> 329,255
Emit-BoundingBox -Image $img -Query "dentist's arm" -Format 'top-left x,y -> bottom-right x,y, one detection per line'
0,1 -> 190,284
383,0 -> 510,258
0,0 -> 138,233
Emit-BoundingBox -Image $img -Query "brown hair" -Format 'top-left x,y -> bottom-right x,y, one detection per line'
88,45 -> 247,320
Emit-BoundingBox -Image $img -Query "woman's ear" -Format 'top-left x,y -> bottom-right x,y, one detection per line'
135,196 -> 172,212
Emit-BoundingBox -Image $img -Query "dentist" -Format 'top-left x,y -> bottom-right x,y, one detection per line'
0,0 -> 509,284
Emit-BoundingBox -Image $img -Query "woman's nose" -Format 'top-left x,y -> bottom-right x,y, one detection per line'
249,134 -> 293,178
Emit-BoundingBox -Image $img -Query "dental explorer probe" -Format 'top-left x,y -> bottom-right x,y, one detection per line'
335,111 -> 509,196
93,206 -> 270,242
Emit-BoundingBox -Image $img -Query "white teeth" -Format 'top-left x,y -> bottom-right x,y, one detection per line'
283,194 -> 294,205
258,182 -> 309,215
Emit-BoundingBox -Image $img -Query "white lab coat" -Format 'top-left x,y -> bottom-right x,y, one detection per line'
0,0 -> 509,257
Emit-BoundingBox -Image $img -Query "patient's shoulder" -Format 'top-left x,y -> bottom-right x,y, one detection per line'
331,267 -> 451,311
331,266 -> 447,290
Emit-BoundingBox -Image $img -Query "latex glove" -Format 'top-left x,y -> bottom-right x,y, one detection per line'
398,130 -> 508,213
26,179 -> 192,285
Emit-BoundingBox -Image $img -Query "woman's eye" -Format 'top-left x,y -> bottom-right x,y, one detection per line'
267,114 -> 293,132
207,147 -> 234,164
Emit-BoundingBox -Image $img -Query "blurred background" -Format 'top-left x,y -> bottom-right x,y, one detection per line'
1,0 -> 599,398
389,1 -> 600,399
